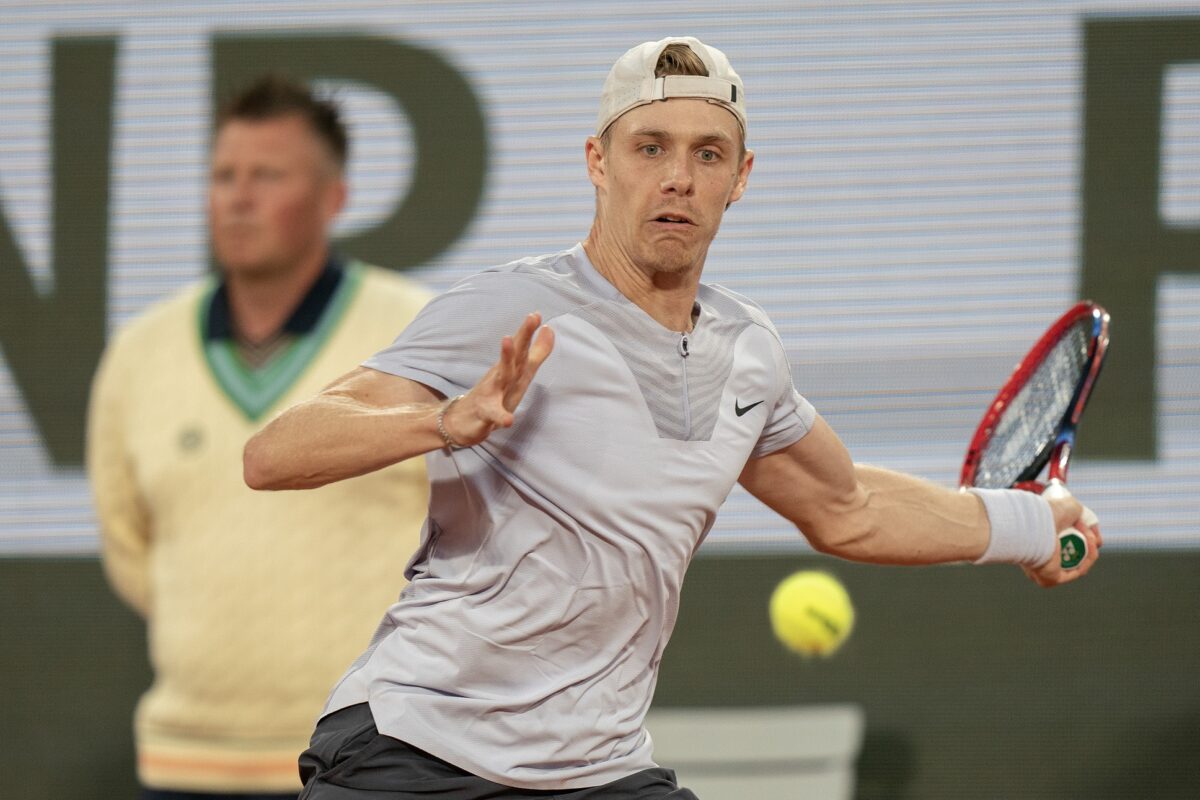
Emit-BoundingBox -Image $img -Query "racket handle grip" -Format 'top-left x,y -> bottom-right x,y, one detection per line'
1041,482 -> 1098,570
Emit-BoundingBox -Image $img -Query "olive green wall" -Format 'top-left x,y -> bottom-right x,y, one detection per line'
2,553 -> 1198,799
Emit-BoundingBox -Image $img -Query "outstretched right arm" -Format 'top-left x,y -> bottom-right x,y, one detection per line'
243,312 -> 554,490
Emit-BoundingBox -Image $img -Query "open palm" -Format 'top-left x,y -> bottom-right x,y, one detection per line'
442,312 -> 555,447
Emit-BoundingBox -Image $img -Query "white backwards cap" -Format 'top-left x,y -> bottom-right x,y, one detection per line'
596,36 -> 746,137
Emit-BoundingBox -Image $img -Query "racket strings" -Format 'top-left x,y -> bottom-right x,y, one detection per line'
973,322 -> 1091,489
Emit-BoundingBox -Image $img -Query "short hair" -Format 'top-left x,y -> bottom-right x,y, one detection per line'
655,42 -> 709,78
216,74 -> 348,170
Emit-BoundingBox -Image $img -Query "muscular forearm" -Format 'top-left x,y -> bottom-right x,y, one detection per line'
742,416 -> 1094,584
245,314 -> 554,491
244,393 -> 446,490
809,465 -> 991,565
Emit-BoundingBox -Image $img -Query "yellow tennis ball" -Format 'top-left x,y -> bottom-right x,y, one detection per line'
769,570 -> 855,657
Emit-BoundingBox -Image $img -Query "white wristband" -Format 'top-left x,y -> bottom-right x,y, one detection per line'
967,488 -> 1056,567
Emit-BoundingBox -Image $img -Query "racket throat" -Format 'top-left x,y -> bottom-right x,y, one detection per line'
1049,437 -> 1073,484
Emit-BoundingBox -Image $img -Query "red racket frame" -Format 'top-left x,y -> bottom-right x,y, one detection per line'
960,302 -> 1110,490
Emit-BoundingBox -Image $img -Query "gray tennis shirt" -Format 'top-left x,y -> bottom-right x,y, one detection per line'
323,244 -> 816,790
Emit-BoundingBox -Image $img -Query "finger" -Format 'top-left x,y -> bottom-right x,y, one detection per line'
503,326 -> 555,410
514,327 -> 555,388
472,341 -> 516,425
502,314 -> 539,391
1075,525 -> 1099,575
511,313 -> 541,365
490,316 -> 545,395
1041,482 -> 1082,530
1074,503 -> 1101,549
1085,525 -> 1102,560
493,335 -> 516,387
528,325 -> 555,365
479,404 -> 515,430
1075,541 -> 1097,576
481,393 -> 516,429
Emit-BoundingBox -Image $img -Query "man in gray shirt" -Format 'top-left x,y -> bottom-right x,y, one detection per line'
245,36 -> 1101,799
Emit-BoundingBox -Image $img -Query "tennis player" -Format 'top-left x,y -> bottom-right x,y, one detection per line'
244,36 -> 1101,799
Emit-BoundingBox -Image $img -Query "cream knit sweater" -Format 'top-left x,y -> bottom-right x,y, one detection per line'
88,264 -> 431,792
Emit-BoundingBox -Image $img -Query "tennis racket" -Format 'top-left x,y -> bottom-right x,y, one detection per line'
960,302 -> 1110,569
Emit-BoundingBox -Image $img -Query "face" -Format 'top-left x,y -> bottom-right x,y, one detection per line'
587,98 -> 753,276
208,114 -> 346,280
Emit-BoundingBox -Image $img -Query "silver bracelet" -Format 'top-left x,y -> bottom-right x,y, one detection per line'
437,394 -> 467,451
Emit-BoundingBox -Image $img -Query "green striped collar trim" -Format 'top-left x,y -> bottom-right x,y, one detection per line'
198,262 -> 364,421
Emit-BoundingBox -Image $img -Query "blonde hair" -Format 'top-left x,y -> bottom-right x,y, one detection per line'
655,43 -> 708,77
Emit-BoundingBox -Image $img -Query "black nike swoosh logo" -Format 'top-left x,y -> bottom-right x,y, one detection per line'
735,399 -> 764,417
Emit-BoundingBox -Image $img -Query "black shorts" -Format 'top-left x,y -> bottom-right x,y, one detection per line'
297,704 -> 698,800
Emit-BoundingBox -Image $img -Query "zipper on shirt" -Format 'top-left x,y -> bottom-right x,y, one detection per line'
678,332 -> 692,438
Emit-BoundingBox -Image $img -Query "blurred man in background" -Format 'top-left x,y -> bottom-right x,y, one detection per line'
87,74 -> 431,799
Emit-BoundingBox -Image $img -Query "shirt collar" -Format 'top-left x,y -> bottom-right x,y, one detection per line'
571,242 -> 703,329
205,256 -> 345,342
